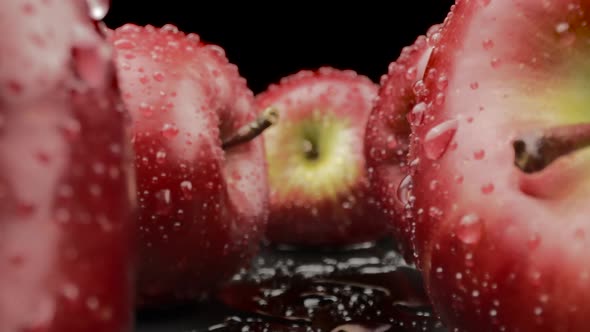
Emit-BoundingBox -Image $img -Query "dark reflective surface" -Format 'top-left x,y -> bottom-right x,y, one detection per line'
136,239 -> 448,332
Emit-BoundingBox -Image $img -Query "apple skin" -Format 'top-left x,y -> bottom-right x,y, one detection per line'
256,68 -> 388,246
0,1 -> 136,331
408,1 -> 590,331
111,24 -> 269,307
363,25 -> 439,258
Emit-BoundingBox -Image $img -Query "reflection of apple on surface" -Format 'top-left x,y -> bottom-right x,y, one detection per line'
111,24 -> 271,307
363,24 -> 440,258
256,67 -> 389,246
0,0 -> 135,331
406,0 -> 590,331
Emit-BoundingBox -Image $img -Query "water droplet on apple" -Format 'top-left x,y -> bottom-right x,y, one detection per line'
429,180 -> 439,191
155,150 -> 166,164
481,183 -> 495,194
139,102 -> 154,118
397,174 -> 413,206
153,71 -> 165,82
473,149 -> 485,160
434,92 -> 445,106
470,82 -> 479,90
482,39 -> 494,50
155,189 -> 172,215
528,233 -> 541,249
405,67 -> 417,81
490,58 -> 502,68
408,102 -> 427,126
436,75 -> 448,90
555,22 -> 570,34
180,180 -> 193,200
86,0 -> 110,20
113,39 -> 136,50
17,201 -> 36,217
161,123 -> 179,138
457,213 -> 482,244
423,119 -> 458,160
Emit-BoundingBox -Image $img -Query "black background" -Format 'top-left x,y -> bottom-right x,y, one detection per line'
104,1 -> 454,94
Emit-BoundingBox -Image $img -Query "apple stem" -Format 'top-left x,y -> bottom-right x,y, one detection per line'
513,123 -> 590,173
222,106 -> 279,150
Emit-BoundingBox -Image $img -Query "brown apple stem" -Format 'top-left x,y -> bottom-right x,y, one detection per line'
222,106 -> 279,150
513,123 -> 590,173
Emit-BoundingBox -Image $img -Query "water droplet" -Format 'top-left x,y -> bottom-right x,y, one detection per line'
180,180 -> 193,200
555,22 -> 570,34
528,233 -> 541,249
397,174 -> 413,206
161,123 -> 179,138
408,102 -> 427,126
6,80 -> 23,95
489,309 -> 497,317
155,150 -> 166,164
481,183 -> 495,194
153,71 -> 165,82
405,67 -> 417,81
473,149 -> 485,160
490,58 -> 502,68
86,0 -> 110,20
36,151 -> 51,164
436,75 -> 448,90
17,201 -> 36,217
113,39 -> 136,50
429,180 -> 439,191
434,92 -> 445,106
470,82 -> 479,90
423,119 -> 458,160
457,213 -> 483,244
482,39 -> 494,50
138,102 -> 154,118
22,3 -> 34,14
155,189 -> 172,215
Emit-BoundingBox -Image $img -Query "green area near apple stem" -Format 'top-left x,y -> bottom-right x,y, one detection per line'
265,108 -> 361,202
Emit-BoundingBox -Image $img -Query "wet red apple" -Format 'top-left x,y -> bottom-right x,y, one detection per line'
111,24 -> 270,307
0,0 -> 135,331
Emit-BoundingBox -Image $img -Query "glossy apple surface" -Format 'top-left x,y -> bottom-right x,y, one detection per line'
0,0 -> 135,331
408,1 -> 590,331
111,24 -> 269,307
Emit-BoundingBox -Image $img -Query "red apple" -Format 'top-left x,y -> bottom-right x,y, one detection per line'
364,25 -> 440,258
256,68 -> 387,246
111,24 -> 270,307
0,0 -> 135,331
408,0 -> 590,331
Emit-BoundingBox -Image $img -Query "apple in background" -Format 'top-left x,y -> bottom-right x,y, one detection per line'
363,24 -> 440,259
256,67 -> 388,246
0,0 -> 135,331
407,0 -> 590,331
110,24 -> 270,307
